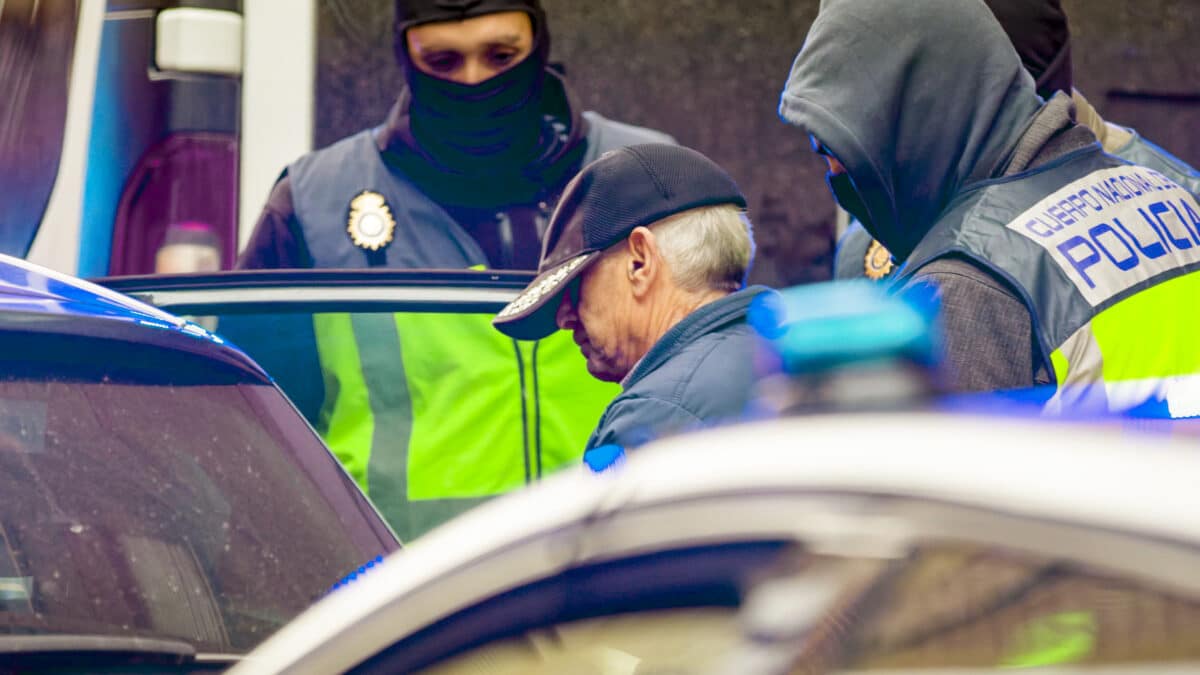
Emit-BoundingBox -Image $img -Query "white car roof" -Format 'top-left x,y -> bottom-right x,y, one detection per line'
231,412 -> 1200,674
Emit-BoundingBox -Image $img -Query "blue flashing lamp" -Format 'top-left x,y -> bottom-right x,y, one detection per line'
748,280 -> 941,375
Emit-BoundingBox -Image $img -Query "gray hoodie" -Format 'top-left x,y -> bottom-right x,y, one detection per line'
779,0 -> 1109,392
778,0 -> 1044,262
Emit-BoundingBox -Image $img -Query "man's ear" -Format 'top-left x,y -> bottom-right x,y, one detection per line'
625,227 -> 660,298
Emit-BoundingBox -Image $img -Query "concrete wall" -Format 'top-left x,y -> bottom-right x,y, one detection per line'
1064,0 -> 1200,168
314,0 -> 1200,288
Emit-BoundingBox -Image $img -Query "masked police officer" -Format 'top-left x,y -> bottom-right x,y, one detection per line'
782,0 -> 1200,417
238,0 -> 675,540
833,0 -> 1200,285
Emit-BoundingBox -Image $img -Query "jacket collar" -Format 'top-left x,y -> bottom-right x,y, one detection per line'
621,285 -> 773,390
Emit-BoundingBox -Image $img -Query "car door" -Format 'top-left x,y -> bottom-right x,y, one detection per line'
95,269 -> 620,543
287,498 -> 1200,675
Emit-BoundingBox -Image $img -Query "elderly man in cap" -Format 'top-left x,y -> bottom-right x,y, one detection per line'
495,144 -> 775,459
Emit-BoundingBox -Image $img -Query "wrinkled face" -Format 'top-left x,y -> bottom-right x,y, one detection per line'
555,252 -> 637,383
405,11 -> 535,85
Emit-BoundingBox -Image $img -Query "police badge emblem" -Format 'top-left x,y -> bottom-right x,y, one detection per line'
347,191 -> 396,251
864,239 -> 895,281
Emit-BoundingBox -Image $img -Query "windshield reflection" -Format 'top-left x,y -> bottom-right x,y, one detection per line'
0,369 -> 395,653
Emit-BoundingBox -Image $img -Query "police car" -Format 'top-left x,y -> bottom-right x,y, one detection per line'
0,254 -> 398,671
224,410 -> 1200,674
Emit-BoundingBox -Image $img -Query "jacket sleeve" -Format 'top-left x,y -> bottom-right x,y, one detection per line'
901,257 -> 1042,392
235,173 -> 312,270
586,395 -> 704,452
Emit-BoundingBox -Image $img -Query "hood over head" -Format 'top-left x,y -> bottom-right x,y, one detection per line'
983,0 -> 1073,101
779,0 -> 1043,260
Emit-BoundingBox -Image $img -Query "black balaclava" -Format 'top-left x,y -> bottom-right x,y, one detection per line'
387,0 -> 585,209
983,0 -> 1073,101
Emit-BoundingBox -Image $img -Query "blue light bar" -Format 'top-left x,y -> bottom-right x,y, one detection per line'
748,280 -> 941,374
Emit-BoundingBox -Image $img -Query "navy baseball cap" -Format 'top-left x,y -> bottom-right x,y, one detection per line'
493,143 -> 747,341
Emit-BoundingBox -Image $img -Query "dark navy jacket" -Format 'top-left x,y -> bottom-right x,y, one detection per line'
585,286 -> 775,452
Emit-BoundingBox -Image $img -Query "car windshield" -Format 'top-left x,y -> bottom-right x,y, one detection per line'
0,351 -> 396,655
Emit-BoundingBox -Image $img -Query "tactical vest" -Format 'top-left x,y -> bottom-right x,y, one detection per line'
1109,130 -> 1200,198
287,113 -> 667,541
899,146 -> 1200,418
837,133 -> 1200,284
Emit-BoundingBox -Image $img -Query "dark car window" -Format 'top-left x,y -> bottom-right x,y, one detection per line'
0,348 -> 396,655
705,542 -> 1200,674
354,542 -> 791,674
837,544 -> 1200,670
389,539 -> 1200,675
418,608 -> 742,675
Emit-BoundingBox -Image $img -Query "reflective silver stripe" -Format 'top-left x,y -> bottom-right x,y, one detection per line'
132,285 -> 518,312
1045,324 -> 1108,416
1047,322 -> 1200,418
1104,375 -> 1200,419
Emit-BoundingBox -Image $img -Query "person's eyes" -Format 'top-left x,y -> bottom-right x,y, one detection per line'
486,47 -> 522,68
422,51 -> 463,73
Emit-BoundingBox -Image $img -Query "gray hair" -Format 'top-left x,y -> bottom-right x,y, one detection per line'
650,204 -> 756,293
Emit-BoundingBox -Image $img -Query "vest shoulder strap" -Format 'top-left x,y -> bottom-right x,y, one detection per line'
289,130 -> 487,269
1112,132 -> 1200,198
580,111 -> 677,166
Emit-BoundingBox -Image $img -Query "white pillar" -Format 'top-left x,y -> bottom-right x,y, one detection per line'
238,0 -> 316,253
26,0 -> 105,274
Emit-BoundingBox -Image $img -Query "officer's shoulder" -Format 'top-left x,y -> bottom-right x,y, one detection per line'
1120,132 -> 1200,190
289,129 -> 377,174
582,111 -> 677,151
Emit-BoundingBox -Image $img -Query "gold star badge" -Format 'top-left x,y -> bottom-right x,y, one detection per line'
864,239 -> 895,281
347,191 -> 396,251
